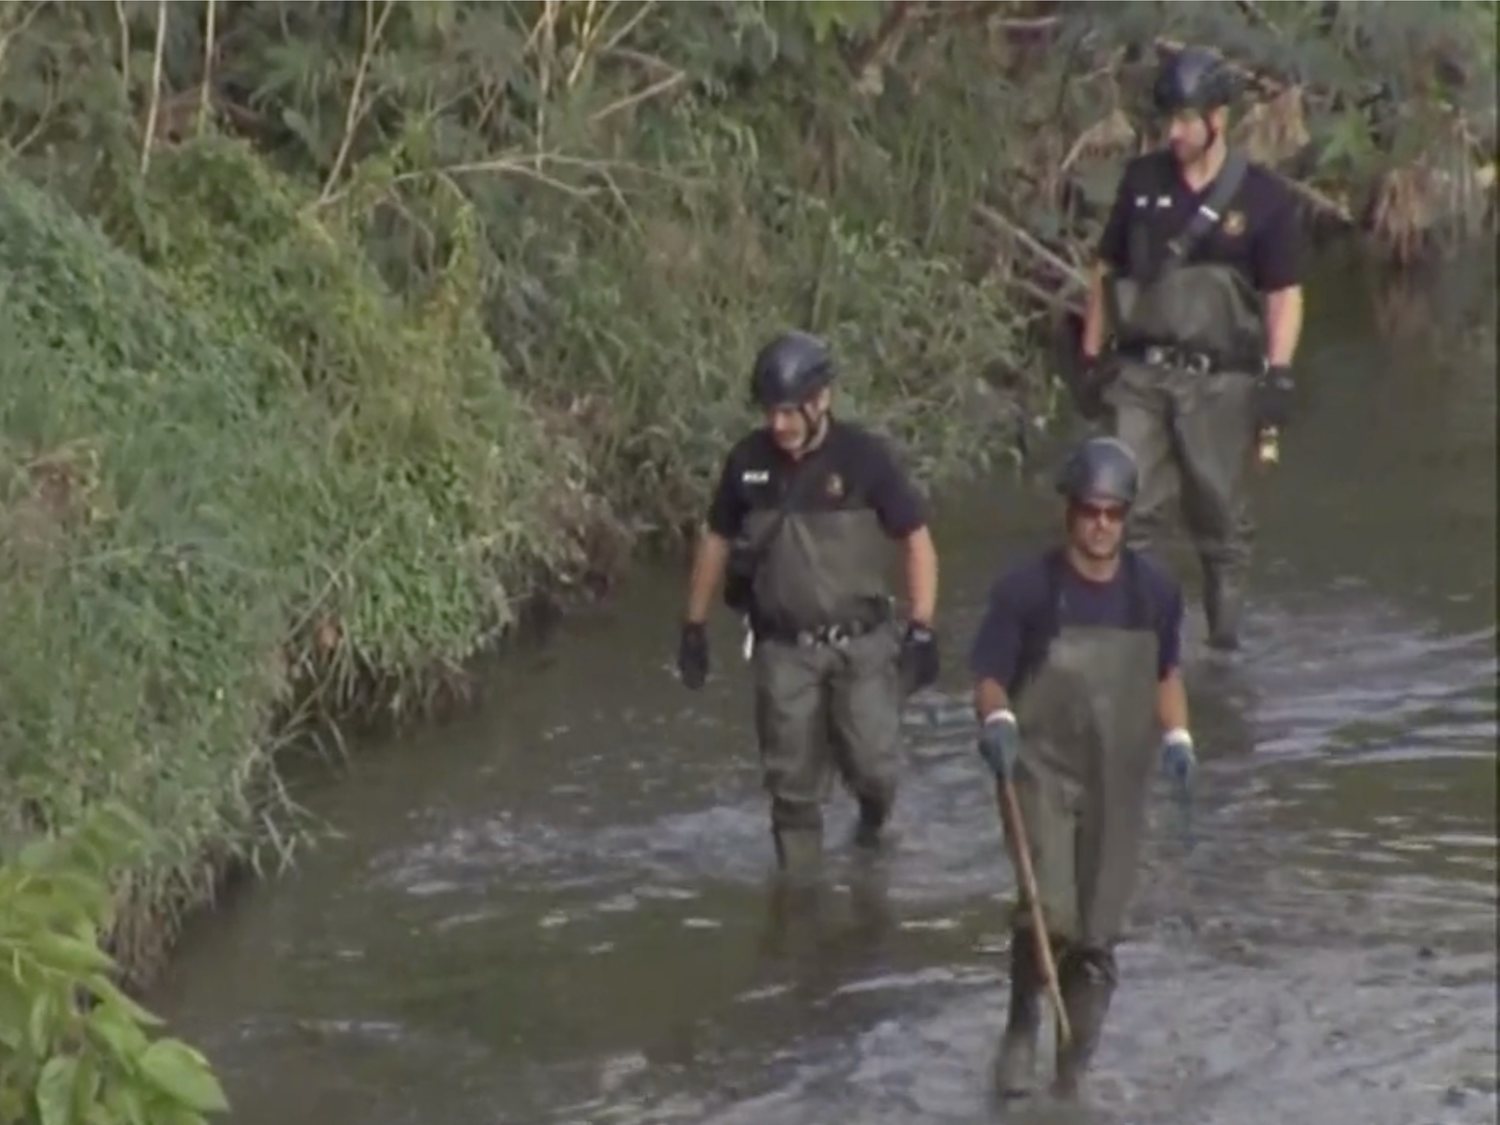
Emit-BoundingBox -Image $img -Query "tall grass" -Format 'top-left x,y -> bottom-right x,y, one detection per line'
0,163 -> 586,978
0,116 -> 1035,980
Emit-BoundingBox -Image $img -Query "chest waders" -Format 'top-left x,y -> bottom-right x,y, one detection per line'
745,494 -> 904,878
993,550 -> 1161,1098
1103,152 -> 1267,650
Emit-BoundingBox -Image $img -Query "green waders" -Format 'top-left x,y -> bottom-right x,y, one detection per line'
993,591 -> 1161,1099
1105,357 -> 1258,649
1105,224 -> 1270,651
752,623 -> 904,875
742,471 -> 906,871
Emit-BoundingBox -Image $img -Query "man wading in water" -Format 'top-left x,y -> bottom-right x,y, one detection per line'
971,437 -> 1195,1100
1072,46 -> 1305,652
676,331 -> 940,875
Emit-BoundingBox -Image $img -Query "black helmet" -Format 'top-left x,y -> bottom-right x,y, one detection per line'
1056,437 -> 1138,506
750,331 -> 834,408
1153,46 -> 1239,114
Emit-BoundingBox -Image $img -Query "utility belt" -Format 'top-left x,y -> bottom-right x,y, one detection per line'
752,601 -> 891,649
1116,342 -> 1260,377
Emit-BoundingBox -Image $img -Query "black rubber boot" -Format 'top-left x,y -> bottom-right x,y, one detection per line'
852,795 -> 890,849
1052,947 -> 1117,1100
1203,561 -> 1246,652
993,928 -> 1046,1097
773,826 -> 824,880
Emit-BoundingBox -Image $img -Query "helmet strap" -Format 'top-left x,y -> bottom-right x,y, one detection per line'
797,401 -> 829,455
1203,103 -> 1229,155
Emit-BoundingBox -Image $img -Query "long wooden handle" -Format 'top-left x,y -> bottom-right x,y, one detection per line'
997,777 -> 1072,1047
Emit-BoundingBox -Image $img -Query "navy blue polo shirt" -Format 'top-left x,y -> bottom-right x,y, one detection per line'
1097,150 -> 1302,292
969,549 -> 1185,693
706,417 -> 928,541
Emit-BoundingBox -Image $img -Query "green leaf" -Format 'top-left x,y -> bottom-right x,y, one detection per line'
72,1055 -> 102,1121
29,988 -> 57,1055
0,971 -> 28,1049
36,1055 -> 78,1125
17,837 -> 63,872
31,932 -> 114,975
85,974 -> 165,1028
102,1086 -> 147,1125
137,1040 -> 230,1114
42,872 -> 114,924
86,1003 -> 150,1064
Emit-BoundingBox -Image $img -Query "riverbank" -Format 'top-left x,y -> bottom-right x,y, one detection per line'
0,1 -> 1493,992
0,144 -> 1027,987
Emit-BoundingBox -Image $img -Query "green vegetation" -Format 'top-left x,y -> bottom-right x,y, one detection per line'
0,804 -> 228,1123
0,158 -> 599,979
0,0 -> 1492,997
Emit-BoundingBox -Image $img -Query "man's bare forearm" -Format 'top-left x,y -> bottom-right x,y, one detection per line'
903,525 -> 938,627
974,677 -> 1009,722
684,529 -> 730,624
1081,263 -> 1110,359
1156,668 -> 1188,733
1264,285 -> 1304,367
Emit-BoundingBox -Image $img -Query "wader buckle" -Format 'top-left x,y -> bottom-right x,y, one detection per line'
793,621 -> 863,648
1143,344 -> 1215,375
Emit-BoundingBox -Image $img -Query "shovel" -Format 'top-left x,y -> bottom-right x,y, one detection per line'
996,776 -> 1072,1048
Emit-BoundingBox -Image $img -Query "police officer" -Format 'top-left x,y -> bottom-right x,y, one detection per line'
970,437 -> 1195,1100
1074,46 -> 1305,651
677,331 -> 941,873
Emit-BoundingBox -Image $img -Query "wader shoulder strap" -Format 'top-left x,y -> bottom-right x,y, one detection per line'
1012,549 -> 1157,698
1162,149 -> 1249,269
1042,547 -> 1068,624
1009,549 -> 1067,698
1127,216 -> 1153,283
1121,548 -> 1158,633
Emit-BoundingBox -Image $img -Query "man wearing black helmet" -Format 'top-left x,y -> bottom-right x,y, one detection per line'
677,331 -> 941,873
1075,45 -> 1304,651
969,436 -> 1194,1100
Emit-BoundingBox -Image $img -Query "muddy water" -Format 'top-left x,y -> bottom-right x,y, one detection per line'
150,245 -> 1497,1125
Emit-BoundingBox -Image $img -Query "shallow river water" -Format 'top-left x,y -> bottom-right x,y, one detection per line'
150,245 -> 1498,1125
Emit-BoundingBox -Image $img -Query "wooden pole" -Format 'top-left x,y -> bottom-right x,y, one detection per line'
997,776 -> 1071,1046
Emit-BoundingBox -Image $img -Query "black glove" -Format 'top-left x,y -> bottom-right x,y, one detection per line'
1072,355 -> 1114,421
677,621 -> 708,690
1255,364 -> 1295,428
898,622 -> 939,694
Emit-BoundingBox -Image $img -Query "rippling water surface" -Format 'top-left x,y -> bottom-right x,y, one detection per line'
151,247 -> 1497,1125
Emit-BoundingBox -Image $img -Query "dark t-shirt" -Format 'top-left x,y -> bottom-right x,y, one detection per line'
706,418 -> 928,541
1096,150 -> 1301,292
968,549 -> 1184,690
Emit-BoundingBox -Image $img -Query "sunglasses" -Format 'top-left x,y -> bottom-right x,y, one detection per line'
1071,500 -> 1128,523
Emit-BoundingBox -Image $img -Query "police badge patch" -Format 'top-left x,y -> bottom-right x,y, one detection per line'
825,471 -> 845,500
1222,210 -> 1247,236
